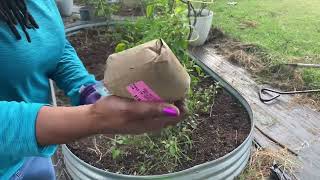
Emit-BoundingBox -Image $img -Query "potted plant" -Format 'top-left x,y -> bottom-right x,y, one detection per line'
184,0 -> 214,46
77,0 -> 120,21
59,27 -> 253,180
58,1 -> 253,179
56,0 -> 74,17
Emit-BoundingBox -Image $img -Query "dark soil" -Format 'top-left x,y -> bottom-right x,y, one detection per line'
174,90 -> 251,172
55,29 -> 116,106
57,29 -> 251,175
70,29 -> 115,80
206,28 -> 265,73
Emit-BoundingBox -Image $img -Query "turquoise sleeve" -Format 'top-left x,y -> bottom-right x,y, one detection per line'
0,102 -> 56,165
51,39 -> 97,106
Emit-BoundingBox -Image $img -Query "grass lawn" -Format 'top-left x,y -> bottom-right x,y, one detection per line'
211,0 -> 320,89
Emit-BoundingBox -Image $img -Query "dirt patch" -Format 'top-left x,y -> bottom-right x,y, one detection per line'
70,29 -> 115,80
56,28 -> 251,175
175,90 -> 251,172
239,20 -> 258,30
207,28 -> 265,73
289,94 -> 320,111
206,28 -> 320,108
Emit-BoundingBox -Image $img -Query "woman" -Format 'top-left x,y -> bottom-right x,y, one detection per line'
0,1 -> 184,179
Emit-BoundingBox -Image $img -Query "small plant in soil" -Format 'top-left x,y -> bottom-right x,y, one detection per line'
77,0 -> 120,18
57,0 -> 251,176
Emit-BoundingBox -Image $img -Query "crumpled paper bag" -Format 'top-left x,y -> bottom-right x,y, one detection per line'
104,39 -> 190,102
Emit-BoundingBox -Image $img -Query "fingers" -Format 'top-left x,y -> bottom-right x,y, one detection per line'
174,100 -> 188,115
126,100 -> 180,121
95,96 -> 185,135
127,102 -> 182,132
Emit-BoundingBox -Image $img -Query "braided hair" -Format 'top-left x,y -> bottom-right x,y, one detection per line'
0,0 -> 39,42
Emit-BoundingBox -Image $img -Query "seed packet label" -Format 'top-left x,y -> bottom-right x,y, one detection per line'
127,81 -> 163,102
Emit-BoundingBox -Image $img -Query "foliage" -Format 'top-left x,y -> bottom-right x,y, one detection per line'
77,0 -> 119,18
93,0 -> 219,174
303,68 -> 320,89
212,0 -> 320,92
183,0 -> 214,17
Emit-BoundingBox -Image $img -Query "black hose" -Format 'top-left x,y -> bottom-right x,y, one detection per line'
259,88 -> 320,103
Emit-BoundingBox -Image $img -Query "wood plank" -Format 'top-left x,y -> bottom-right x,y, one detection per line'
189,45 -> 320,179
298,143 -> 320,179
253,129 -> 280,150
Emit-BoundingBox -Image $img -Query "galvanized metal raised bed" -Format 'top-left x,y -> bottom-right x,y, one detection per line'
60,23 -> 254,180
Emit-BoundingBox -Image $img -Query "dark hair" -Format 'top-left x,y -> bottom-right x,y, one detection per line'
0,0 -> 39,42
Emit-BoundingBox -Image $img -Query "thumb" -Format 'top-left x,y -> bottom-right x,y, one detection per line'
127,101 -> 180,121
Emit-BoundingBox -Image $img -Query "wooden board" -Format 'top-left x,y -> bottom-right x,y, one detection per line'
189,45 -> 320,179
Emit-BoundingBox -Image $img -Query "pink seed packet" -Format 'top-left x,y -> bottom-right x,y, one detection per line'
127,81 -> 163,102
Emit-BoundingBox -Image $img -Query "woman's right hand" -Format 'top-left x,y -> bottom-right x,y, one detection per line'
36,96 -> 186,146
90,96 -> 186,135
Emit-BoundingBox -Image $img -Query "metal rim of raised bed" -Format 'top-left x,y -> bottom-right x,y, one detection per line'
60,22 -> 254,180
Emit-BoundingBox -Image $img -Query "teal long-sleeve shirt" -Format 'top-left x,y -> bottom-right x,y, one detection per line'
0,0 -> 96,179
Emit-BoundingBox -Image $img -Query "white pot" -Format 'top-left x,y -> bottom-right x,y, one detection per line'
121,0 -> 140,8
189,9 -> 214,46
56,0 -> 74,17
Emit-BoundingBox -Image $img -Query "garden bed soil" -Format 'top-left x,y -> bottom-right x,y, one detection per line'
56,29 -> 251,175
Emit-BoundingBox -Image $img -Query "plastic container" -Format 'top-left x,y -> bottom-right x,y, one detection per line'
189,9 -> 214,46
56,0 -> 74,17
79,81 -> 110,105
79,7 -> 92,21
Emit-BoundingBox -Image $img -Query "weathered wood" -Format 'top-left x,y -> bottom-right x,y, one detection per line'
253,129 -> 280,150
189,45 -> 320,179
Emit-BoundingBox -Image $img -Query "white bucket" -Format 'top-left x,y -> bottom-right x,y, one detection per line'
189,9 -> 214,46
56,0 -> 74,17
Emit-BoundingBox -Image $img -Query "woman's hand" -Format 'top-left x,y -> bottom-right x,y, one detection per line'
36,96 -> 186,146
90,96 -> 186,134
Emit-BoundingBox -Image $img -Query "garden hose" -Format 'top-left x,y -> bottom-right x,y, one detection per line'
259,88 -> 320,103
259,60 -> 320,103
285,63 -> 320,68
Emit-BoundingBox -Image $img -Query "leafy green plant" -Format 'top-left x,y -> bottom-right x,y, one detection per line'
115,42 -> 127,52
111,147 -> 121,159
78,0 -> 120,18
92,0 -> 220,174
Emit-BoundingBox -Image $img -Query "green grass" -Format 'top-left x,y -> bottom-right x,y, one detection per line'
211,0 -> 320,89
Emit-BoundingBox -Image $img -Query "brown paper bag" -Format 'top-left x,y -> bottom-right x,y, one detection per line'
103,39 -> 190,102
